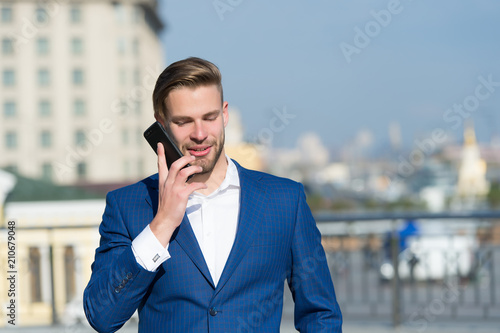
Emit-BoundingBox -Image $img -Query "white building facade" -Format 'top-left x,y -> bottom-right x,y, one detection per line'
0,0 -> 163,185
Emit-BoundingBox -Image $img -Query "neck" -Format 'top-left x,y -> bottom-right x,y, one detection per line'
190,151 -> 228,195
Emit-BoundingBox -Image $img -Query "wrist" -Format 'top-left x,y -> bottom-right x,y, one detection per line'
150,214 -> 178,248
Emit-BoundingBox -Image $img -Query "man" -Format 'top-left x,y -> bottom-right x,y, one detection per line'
83,57 -> 342,332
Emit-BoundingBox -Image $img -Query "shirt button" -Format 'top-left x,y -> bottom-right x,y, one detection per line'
209,307 -> 218,316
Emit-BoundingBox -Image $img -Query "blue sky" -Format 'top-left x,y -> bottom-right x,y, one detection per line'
159,0 -> 500,154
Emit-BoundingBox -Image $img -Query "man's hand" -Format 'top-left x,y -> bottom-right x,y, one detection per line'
150,142 -> 207,247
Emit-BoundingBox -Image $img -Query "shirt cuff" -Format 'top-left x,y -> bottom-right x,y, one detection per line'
131,224 -> 171,271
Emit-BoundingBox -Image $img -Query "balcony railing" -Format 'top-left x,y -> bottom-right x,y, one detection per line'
314,210 -> 500,328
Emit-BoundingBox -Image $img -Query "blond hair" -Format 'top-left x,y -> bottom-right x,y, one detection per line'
152,57 -> 223,122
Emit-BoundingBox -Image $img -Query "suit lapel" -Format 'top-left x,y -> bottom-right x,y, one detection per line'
214,163 -> 266,294
173,215 -> 215,288
144,174 -> 215,289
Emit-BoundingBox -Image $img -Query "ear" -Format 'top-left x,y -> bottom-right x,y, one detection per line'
222,102 -> 229,128
154,114 -> 165,127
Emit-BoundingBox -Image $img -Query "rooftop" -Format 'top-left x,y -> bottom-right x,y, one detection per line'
4,172 -> 105,203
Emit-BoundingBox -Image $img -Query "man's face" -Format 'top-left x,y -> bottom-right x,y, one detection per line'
163,85 -> 228,175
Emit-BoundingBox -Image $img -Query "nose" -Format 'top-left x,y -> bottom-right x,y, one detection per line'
190,121 -> 208,142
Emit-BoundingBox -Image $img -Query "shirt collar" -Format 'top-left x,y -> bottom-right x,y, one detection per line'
190,155 -> 240,200
220,155 -> 240,191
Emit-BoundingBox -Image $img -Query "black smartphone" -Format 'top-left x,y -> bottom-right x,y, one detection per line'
144,121 -> 193,179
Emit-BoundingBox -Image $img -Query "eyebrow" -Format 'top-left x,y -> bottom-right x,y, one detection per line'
170,110 -> 220,122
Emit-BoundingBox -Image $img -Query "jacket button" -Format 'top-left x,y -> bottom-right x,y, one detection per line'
114,288 -> 120,294
209,307 -> 218,316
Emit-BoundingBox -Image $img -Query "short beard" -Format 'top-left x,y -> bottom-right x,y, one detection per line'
194,130 -> 225,175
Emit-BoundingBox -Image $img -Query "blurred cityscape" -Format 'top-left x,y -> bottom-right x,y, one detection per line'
0,0 -> 499,331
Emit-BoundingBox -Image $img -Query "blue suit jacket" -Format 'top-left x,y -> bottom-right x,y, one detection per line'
84,161 -> 342,332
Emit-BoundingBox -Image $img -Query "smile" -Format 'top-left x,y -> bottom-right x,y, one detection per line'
188,146 -> 211,157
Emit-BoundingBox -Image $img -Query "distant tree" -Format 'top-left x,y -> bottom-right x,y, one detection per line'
384,196 -> 427,211
330,199 -> 357,212
306,193 -> 358,213
306,193 -> 326,212
487,181 -> 500,209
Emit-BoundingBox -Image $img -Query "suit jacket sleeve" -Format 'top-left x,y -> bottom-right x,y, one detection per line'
83,191 -> 158,333
288,183 -> 343,332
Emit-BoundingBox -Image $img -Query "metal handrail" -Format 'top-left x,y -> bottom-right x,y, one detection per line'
314,210 -> 500,223
313,210 -> 500,328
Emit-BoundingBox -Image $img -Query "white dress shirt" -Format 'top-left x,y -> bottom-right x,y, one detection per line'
132,157 -> 240,286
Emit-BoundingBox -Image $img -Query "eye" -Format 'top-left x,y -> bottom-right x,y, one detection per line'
206,114 -> 219,121
173,119 -> 190,126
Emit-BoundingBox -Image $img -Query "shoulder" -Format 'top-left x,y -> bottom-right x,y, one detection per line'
234,160 -> 304,194
106,174 -> 158,200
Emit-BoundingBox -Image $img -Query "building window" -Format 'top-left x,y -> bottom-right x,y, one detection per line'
37,68 -> 50,86
41,162 -> 52,180
132,38 -> 139,56
77,162 -> 87,180
29,247 -> 42,303
40,130 -> 52,148
2,38 -> 13,55
75,130 -> 86,146
72,68 -> 84,86
119,100 -> 128,115
70,37 -> 83,55
5,131 -> 17,149
122,128 -> 129,144
117,37 -> 126,55
137,159 -> 144,175
134,101 -> 141,115
73,99 -> 86,116
35,6 -> 49,24
133,68 -> 141,85
39,100 -> 51,117
36,37 -> 49,55
1,6 -> 13,23
136,128 -> 142,145
124,159 -> 130,176
114,3 -> 125,23
69,5 -> 82,23
132,5 -> 142,23
114,99 -> 128,116
119,68 -> 126,86
2,69 -> 15,86
3,101 -> 16,117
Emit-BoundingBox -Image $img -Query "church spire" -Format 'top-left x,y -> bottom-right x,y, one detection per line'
464,120 -> 477,147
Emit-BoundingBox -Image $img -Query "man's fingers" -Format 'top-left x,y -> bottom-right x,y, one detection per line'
157,143 -> 168,183
158,149 -> 198,187
167,156 -> 197,182
170,155 -> 196,173
178,164 -> 202,182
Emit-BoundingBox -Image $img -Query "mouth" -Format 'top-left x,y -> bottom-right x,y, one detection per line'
187,145 -> 211,157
